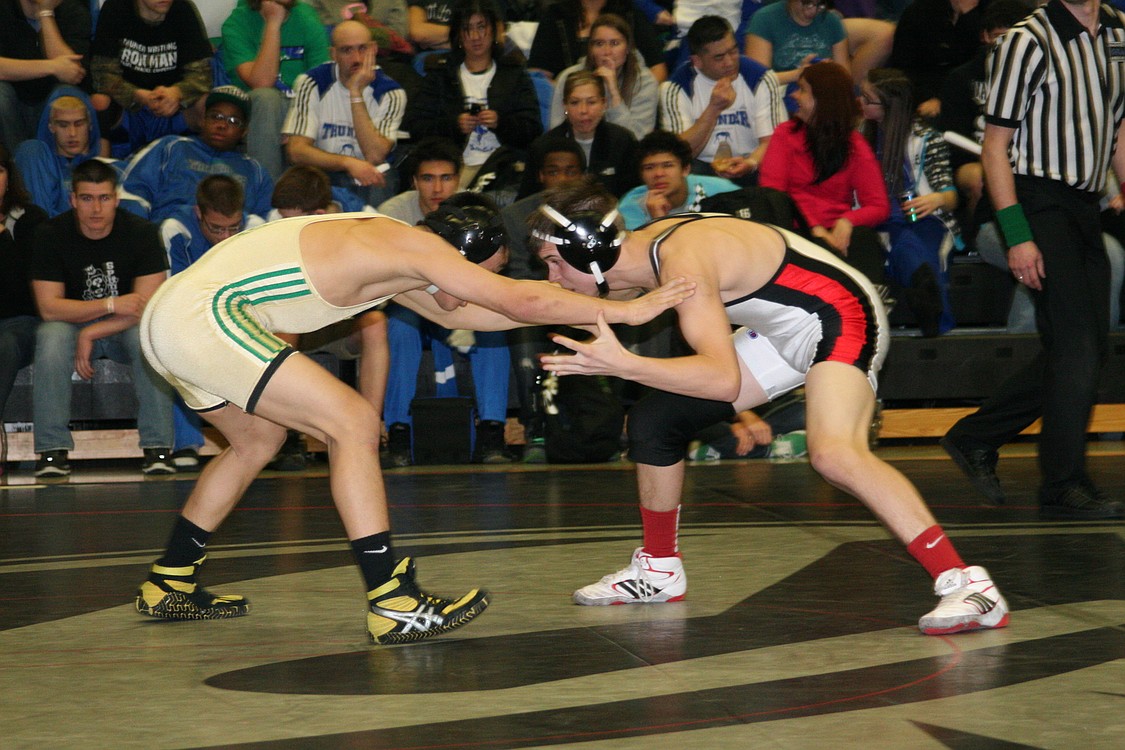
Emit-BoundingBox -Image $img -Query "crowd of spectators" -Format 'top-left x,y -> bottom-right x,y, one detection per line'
2,0 -> 1123,477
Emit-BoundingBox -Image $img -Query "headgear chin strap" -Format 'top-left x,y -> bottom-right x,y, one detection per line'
530,205 -> 622,295
423,203 -> 508,264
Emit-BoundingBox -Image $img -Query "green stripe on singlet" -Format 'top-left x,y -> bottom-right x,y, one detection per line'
213,267 -> 312,361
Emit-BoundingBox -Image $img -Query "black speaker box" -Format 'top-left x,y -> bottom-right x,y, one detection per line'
409,397 -> 476,464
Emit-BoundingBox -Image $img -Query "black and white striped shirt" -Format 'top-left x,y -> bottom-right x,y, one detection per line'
985,1 -> 1125,192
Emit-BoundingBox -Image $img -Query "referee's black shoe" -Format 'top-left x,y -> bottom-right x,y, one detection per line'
940,435 -> 1004,506
1040,483 -> 1124,520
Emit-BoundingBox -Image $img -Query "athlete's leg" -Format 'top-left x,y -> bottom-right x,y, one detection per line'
803,361 -> 935,543
353,310 -> 389,419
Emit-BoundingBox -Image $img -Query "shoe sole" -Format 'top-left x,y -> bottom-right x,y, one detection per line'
1039,505 -> 1125,520
368,592 -> 490,645
939,436 -> 1005,506
135,591 -> 250,620
573,590 -> 686,606
142,466 -> 176,475
34,469 -> 70,478
919,611 -> 1010,635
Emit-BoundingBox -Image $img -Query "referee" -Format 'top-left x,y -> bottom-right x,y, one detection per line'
942,0 -> 1125,518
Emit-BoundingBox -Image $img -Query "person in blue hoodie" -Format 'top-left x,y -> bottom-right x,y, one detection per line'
158,174 -> 265,469
14,86 -> 108,218
119,85 -> 274,224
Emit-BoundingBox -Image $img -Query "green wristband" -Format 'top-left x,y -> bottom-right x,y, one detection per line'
996,203 -> 1033,247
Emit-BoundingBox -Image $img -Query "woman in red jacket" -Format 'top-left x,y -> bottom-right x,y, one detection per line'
759,61 -> 889,285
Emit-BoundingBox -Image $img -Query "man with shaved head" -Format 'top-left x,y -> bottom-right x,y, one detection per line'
283,20 -> 406,206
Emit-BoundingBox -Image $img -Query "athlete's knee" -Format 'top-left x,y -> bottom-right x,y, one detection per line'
319,393 -> 381,448
808,435 -> 869,487
627,391 -> 734,467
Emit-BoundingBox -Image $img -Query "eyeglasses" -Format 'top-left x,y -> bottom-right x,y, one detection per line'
206,110 -> 246,128
200,215 -> 244,237
860,92 -> 884,107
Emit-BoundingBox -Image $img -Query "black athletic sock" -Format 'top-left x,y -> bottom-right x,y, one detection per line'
351,532 -> 396,591
157,516 -> 212,569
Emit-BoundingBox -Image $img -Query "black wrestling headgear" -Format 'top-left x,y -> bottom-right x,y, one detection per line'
423,201 -> 507,264
530,205 -> 622,295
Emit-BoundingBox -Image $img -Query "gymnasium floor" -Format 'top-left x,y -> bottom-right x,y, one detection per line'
2,443 -> 1123,749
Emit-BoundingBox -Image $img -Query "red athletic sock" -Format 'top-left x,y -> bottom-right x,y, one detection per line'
907,525 -> 966,579
640,505 -> 680,558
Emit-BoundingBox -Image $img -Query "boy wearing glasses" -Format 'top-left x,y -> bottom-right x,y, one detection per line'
29,159 -> 176,477
119,86 -> 275,223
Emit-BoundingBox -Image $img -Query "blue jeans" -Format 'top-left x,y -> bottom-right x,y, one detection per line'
173,397 -> 204,452
383,303 -> 510,425
247,88 -> 289,180
0,315 -> 38,419
32,321 -> 174,453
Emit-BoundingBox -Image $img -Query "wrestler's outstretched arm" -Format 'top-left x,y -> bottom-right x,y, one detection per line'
394,271 -> 695,331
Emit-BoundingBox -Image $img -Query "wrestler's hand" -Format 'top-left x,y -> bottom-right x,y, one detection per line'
1008,240 -> 1045,291
542,312 -> 630,377
618,276 -> 696,326
75,330 -> 95,380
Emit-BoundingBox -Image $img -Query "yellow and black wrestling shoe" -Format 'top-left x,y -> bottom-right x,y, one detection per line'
135,556 -> 249,620
366,558 -> 489,645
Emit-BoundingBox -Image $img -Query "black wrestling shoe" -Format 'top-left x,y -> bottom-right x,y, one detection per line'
940,435 -> 1004,506
136,556 -> 249,620
366,558 -> 489,645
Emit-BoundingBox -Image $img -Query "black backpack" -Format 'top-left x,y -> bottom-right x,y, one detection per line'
698,186 -> 812,239
540,373 -> 624,463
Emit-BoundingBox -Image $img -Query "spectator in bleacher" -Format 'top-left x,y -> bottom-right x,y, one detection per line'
888,0 -> 986,120
408,0 -> 453,50
938,0 -> 1034,233
221,0 -> 330,178
120,85 -> 274,223
265,165 -> 387,472
29,158 -> 175,478
14,86 -> 106,217
745,1 -> 893,101
662,16 -> 785,187
548,13 -> 658,140
862,69 -> 959,337
309,0 -> 409,36
669,0 -> 757,53
527,0 -> 667,82
406,0 -> 542,187
159,175 -> 263,469
284,20 -> 406,208
501,135 -> 587,462
541,69 -> 638,196
759,61 -> 889,286
0,143 -> 49,441
90,0 -> 213,159
378,147 -> 512,466
0,0 -> 90,151
617,129 -> 739,229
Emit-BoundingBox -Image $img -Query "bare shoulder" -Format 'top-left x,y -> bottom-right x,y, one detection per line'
636,216 -> 785,265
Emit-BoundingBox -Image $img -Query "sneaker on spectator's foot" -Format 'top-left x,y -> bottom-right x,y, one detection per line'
522,437 -> 547,464
384,423 -> 412,468
940,434 -> 1004,506
573,547 -> 687,606
141,448 -> 176,475
366,557 -> 489,644
268,430 -> 306,472
171,448 -> 200,470
918,565 -> 1009,635
1040,483 -> 1124,520
34,450 -> 70,478
474,420 -> 512,464
136,556 -> 249,620
767,430 -> 807,459
687,440 -> 722,462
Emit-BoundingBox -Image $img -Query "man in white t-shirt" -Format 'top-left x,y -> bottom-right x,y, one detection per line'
660,15 -> 784,186
283,21 -> 406,206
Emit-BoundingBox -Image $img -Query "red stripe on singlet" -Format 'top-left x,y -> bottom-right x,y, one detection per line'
773,263 -> 870,365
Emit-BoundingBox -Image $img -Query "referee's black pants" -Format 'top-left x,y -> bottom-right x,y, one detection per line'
948,176 -> 1110,496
